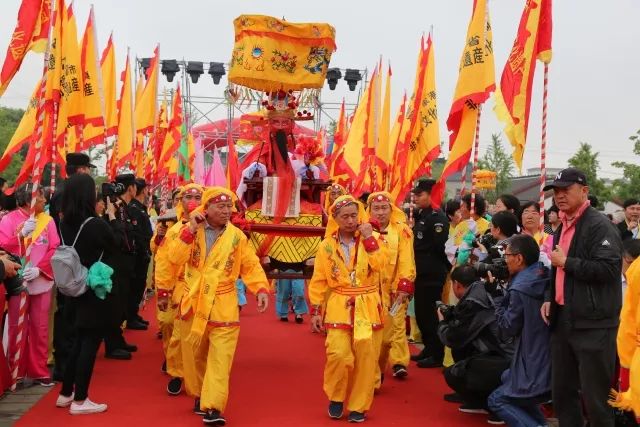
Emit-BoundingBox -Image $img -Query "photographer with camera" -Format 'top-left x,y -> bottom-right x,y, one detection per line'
125,178 -> 153,331
437,265 -> 513,423
101,174 -> 139,360
487,234 -> 551,427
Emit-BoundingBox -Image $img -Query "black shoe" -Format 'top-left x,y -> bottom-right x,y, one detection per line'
105,349 -> 132,360
295,314 -> 303,324
136,315 -> 150,326
487,413 -> 505,425
203,409 -> 226,425
328,401 -> 344,419
392,364 -> 408,379
167,377 -> 183,395
161,360 -> 167,373
416,356 -> 443,368
348,411 -> 366,423
279,316 -> 288,322
126,320 -> 148,330
444,392 -> 464,403
194,398 -> 206,416
458,403 -> 488,414
410,348 -> 429,361
123,343 -> 138,352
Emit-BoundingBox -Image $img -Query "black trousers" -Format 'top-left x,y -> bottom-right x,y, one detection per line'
551,307 -> 617,427
104,256 -> 133,352
127,258 -> 149,321
53,292 -> 75,378
414,283 -> 444,361
61,327 -> 103,401
444,354 -> 509,407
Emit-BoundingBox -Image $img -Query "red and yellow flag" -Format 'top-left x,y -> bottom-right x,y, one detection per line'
114,53 -> 134,173
393,36 -> 441,203
388,91 -> 408,198
432,0 -> 495,207
0,0 -> 52,96
135,45 -> 159,136
0,78 -> 42,171
100,33 -> 117,136
339,64 -> 380,193
327,99 -> 347,180
494,0 -> 552,171
80,6 -> 104,130
57,2 -> 84,126
376,64 -> 392,188
44,0 -> 63,106
158,85 -> 183,175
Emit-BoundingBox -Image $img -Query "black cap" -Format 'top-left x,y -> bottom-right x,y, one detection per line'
411,179 -> 436,194
66,152 -> 96,168
135,178 -> 147,190
543,168 -> 588,191
115,173 -> 136,188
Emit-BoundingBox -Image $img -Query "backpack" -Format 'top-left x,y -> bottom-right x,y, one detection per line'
51,217 -> 95,297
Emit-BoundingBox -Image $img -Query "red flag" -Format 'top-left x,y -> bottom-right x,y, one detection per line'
0,0 -> 51,96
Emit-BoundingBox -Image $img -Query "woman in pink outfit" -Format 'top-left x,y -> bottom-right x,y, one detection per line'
0,184 -> 60,385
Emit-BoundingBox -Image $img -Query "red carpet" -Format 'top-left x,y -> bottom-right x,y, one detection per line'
18,297 -> 488,426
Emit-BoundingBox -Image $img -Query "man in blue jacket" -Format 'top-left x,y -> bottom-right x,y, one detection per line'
488,234 -> 551,426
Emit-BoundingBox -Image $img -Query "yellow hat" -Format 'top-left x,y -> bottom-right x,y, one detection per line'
325,194 -> 368,238
175,183 -> 204,220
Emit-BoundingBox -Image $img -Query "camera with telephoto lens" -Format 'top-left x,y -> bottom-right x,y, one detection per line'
101,182 -> 126,202
473,257 -> 510,282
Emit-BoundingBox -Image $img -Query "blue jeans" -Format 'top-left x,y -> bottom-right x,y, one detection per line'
488,384 -> 547,427
275,278 -> 308,317
236,280 -> 247,306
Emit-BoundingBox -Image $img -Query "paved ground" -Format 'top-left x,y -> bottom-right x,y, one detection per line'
0,381 -> 49,427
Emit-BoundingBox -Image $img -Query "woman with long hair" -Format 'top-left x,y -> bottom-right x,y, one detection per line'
55,173 -> 123,415
0,183 -> 60,386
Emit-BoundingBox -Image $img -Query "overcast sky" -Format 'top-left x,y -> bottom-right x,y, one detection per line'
1,0 -> 639,178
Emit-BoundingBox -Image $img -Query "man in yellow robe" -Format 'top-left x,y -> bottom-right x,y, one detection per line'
154,184 -> 203,404
171,187 -> 269,425
366,192 -> 415,382
309,195 -> 387,423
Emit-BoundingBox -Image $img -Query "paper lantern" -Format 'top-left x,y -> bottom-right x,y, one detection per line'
474,170 -> 497,189
229,15 -> 337,92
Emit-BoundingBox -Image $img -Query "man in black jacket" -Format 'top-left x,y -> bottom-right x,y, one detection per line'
410,179 -> 450,368
617,198 -> 639,241
126,178 -> 153,330
541,168 -> 622,427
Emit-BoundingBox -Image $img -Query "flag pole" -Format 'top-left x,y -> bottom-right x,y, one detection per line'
538,63 -> 549,232
11,0 -> 56,392
469,104 -> 482,216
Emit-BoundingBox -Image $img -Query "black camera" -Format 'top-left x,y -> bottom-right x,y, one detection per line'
101,182 -> 126,202
473,233 -> 497,249
473,257 -> 510,282
0,251 -> 26,296
435,300 -> 455,320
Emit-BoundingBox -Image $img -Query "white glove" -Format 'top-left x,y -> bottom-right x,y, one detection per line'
20,217 -> 37,238
23,267 -> 40,282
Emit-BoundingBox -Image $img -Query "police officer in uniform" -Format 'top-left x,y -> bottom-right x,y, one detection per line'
104,173 -> 138,360
126,178 -> 153,330
409,179 -> 450,368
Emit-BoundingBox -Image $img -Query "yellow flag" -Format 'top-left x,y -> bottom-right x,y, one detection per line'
388,92 -> 407,197
395,36 -> 441,202
432,0 -> 495,207
45,0 -> 63,105
80,6 -> 104,133
0,78 -> 41,171
100,33 -> 117,136
115,53 -> 134,170
158,85 -> 183,174
135,45 -> 159,135
376,64 -> 392,186
57,3 -> 84,126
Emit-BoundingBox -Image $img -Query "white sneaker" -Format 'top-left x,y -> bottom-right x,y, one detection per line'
56,393 -> 74,408
69,398 -> 108,415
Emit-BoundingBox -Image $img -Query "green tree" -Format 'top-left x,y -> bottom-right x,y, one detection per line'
477,133 -> 515,203
611,129 -> 640,201
567,142 -> 610,204
0,106 -> 28,184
